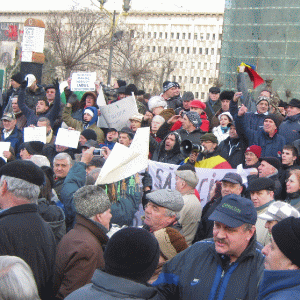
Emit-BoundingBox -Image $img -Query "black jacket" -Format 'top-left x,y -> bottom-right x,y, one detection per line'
0,204 -> 56,300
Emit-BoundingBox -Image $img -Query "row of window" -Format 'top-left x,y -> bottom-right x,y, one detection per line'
172,76 -> 216,85
146,32 -> 222,41
146,45 -> 221,55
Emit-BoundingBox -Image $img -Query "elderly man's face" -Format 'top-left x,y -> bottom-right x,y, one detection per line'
201,140 -> 217,154
221,99 -> 230,112
46,88 -> 56,103
257,100 -> 269,114
54,159 -> 71,179
221,181 -> 243,197
213,222 -> 254,262
245,151 -> 259,166
262,237 -> 294,270
144,202 -> 176,231
11,98 -> 21,113
258,161 -> 276,178
250,190 -> 274,208
130,120 -> 141,132
2,119 -> 16,131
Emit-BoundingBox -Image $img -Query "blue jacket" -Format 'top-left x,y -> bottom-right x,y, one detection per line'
230,99 -> 267,131
0,127 -> 23,153
258,270 -> 300,300
235,115 -> 286,158
99,140 -> 115,150
154,238 -> 265,300
278,113 -> 300,145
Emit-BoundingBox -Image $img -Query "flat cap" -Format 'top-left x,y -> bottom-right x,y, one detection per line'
247,177 -> 275,192
175,170 -> 199,188
200,133 -> 218,144
209,87 -> 220,94
221,172 -> 243,185
146,189 -> 184,212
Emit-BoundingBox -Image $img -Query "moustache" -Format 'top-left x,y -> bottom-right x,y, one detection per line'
214,238 -> 228,245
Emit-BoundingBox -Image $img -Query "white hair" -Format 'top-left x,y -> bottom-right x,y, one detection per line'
0,176 -> 40,203
30,155 -> 51,167
152,115 -> 165,125
53,153 -> 72,166
0,256 -> 40,300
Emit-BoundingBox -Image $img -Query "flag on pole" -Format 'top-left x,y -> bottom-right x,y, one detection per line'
238,62 -> 265,89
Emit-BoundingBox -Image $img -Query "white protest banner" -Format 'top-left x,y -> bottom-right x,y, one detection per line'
71,72 -> 96,91
55,128 -> 80,149
22,26 -> 45,52
148,160 -> 251,207
97,96 -> 138,130
96,127 -> 150,185
24,126 -> 46,143
0,142 -> 11,162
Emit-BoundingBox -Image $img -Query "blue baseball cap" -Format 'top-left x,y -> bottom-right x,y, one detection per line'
209,194 -> 257,228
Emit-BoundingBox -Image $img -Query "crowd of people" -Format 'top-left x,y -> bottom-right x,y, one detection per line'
0,69 -> 300,299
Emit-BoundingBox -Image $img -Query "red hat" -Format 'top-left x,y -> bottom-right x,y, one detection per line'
190,100 -> 206,110
245,145 -> 262,158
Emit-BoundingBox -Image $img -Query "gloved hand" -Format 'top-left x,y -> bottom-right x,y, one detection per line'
141,171 -> 152,189
21,78 -> 28,89
53,78 -> 60,90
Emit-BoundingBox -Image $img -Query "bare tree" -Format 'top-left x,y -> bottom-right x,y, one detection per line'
46,8 -> 111,79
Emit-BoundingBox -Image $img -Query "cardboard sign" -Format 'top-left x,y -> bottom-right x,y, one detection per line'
0,142 -> 10,162
24,126 -> 46,144
71,72 -> 96,91
55,128 -> 80,149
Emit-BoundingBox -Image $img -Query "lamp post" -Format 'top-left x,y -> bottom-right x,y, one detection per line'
98,0 -> 131,86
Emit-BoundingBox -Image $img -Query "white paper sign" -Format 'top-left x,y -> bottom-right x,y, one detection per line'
55,128 -> 81,149
97,96 -> 138,130
21,51 -> 32,62
22,26 -> 45,52
0,142 -> 11,162
24,127 -> 46,144
148,161 -> 251,207
71,72 -> 96,91
96,127 -> 150,185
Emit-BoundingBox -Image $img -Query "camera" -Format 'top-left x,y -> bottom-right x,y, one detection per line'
93,148 -> 103,156
180,140 -> 204,156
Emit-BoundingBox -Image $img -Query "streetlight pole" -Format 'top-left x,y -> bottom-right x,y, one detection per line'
98,0 -> 131,86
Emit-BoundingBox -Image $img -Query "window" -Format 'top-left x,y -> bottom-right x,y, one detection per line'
216,63 -> 220,70
158,46 -> 161,53
190,77 -> 194,83
152,46 -> 156,52
159,32 -> 163,38
193,47 -> 196,54
219,34 -> 222,39
177,33 -> 180,39
209,78 -> 213,84
184,76 -> 187,83
154,32 -> 157,38
200,33 -> 204,40
173,76 -> 176,81
174,61 -> 178,67
187,47 -> 190,54
198,62 -> 201,68
179,76 -> 182,82
195,92 -> 199,98
211,48 -> 215,55
194,33 -> 197,40
204,63 -> 207,69
206,33 -> 210,40
164,46 -> 167,53
201,92 -> 205,99
181,47 -> 185,54
148,32 -> 151,38
188,33 -> 191,39
199,48 -> 202,54
175,47 -> 179,53
196,77 -> 200,84
191,62 -> 195,68
203,77 -> 206,84
205,48 -> 209,55
212,33 -> 216,40
171,32 -> 174,39
180,61 -> 184,68
147,46 -> 150,52
130,30 -> 134,38
169,47 -> 173,53
165,32 -> 168,39
217,48 -> 221,55
182,33 -> 186,39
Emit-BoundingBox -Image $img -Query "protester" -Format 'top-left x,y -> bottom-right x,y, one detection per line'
285,169 -> 300,211
212,112 -> 233,144
204,86 -> 221,123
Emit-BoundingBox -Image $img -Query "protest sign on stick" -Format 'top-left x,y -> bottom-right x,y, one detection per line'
71,72 -> 96,91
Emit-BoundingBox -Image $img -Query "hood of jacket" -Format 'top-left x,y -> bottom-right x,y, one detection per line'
83,106 -> 98,127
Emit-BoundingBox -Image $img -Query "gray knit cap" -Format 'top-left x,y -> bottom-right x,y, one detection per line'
146,189 -> 184,212
74,185 -> 111,218
184,111 -> 202,129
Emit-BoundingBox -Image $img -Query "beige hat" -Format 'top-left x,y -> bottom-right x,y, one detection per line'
175,170 -> 199,188
154,227 -> 188,260
129,113 -> 143,122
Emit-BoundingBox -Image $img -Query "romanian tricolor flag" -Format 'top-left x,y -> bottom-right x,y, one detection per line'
238,62 -> 265,89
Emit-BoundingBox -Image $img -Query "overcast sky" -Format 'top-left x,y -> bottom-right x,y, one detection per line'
1,0 -> 225,13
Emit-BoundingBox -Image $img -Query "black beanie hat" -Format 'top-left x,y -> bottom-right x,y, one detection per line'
0,160 -> 45,186
104,227 -> 160,283
81,129 -> 97,141
272,217 -> 300,268
11,72 -> 24,84
124,84 -> 138,96
264,114 -> 281,128
117,79 -> 126,88
20,141 -> 44,155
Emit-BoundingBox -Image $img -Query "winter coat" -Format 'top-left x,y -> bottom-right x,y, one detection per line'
176,127 -> 205,147
154,237 -> 265,300
278,113 -> 300,145
18,85 -> 61,127
24,84 -> 46,109
0,126 -> 23,153
165,94 -> 182,110
256,201 -> 274,246
62,106 -> 105,144
219,137 -> 247,168
65,269 -> 160,300
54,214 -> 109,299
0,204 -> 56,300
235,114 -> 286,158
212,125 -> 230,144
205,98 -> 222,124
286,191 -> 300,211
258,270 -> 300,300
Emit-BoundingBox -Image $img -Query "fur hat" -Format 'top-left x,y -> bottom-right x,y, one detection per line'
148,96 -> 167,112
220,90 -> 234,101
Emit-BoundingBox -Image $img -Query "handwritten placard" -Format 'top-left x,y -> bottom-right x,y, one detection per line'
24,126 -> 46,143
71,72 -> 96,91
55,128 -> 80,149
0,142 -> 11,162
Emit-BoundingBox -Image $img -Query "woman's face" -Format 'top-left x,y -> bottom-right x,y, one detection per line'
286,174 -> 300,194
85,95 -> 95,107
220,115 -> 230,127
